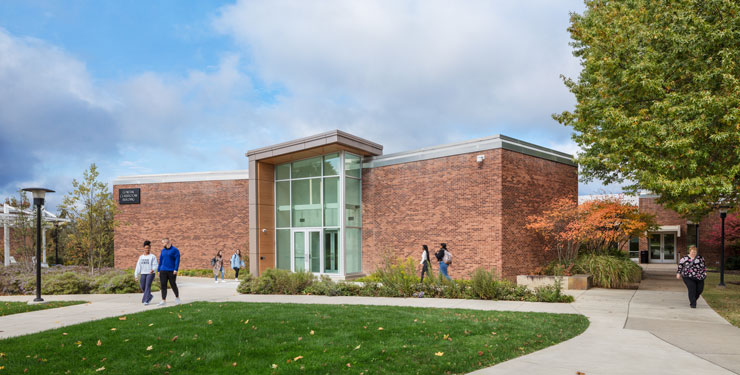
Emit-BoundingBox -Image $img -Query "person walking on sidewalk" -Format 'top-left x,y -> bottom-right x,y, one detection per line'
435,243 -> 452,280
212,250 -> 225,283
230,249 -> 245,281
134,240 -> 157,305
676,245 -> 707,308
158,238 -> 181,306
419,245 -> 432,283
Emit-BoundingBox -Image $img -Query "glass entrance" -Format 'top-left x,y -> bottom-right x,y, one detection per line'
292,229 -> 321,272
649,233 -> 676,263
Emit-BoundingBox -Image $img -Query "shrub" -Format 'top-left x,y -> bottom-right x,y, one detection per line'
40,272 -> 93,294
573,253 -> 642,288
238,269 -> 314,294
726,256 -> 740,271
1,266 -> 163,295
371,256 -> 419,297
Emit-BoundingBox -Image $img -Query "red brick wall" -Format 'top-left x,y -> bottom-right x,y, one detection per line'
500,150 -> 578,279
113,179 -> 249,270
638,197 -> 726,266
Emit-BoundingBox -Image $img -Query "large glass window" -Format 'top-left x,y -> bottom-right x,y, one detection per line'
323,153 -> 340,176
324,177 -> 339,226
345,177 -> 361,226
276,229 -> 291,270
345,153 -> 361,178
275,151 -> 363,276
292,157 -> 322,178
276,181 -> 291,227
346,228 -> 362,273
292,178 -> 322,227
629,236 -> 639,259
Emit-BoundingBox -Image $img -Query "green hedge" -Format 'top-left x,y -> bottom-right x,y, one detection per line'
573,253 -> 642,288
237,267 -> 573,303
1,267 -> 161,295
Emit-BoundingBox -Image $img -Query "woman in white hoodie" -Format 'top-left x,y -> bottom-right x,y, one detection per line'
134,240 -> 158,305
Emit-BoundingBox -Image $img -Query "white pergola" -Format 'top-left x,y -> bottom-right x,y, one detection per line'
1,203 -> 70,266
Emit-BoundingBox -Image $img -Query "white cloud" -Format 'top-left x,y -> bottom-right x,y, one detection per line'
213,0 -> 585,151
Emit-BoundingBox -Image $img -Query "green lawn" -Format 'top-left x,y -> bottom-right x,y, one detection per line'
0,302 -> 588,375
0,301 -> 86,317
703,272 -> 740,327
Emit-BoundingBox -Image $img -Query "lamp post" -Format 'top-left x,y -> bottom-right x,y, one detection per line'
22,188 -> 54,302
718,206 -> 730,287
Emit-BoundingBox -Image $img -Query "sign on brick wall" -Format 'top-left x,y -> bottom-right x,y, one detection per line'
119,188 -> 141,204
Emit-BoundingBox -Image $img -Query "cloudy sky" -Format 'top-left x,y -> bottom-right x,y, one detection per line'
0,0 -> 626,211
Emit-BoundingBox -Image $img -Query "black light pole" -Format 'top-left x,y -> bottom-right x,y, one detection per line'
22,187 -> 54,302
719,207 -> 728,287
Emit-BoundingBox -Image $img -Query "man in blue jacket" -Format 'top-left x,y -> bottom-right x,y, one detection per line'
157,238 -> 181,306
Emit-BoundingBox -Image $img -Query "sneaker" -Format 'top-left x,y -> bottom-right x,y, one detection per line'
175,298 -> 181,305
144,302 -> 150,306
215,280 -> 219,283
157,301 -> 166,306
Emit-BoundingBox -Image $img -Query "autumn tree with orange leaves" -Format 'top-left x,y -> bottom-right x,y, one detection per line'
527,197 -> 656,266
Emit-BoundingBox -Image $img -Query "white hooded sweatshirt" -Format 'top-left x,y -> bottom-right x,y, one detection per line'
134,254 -> 158,279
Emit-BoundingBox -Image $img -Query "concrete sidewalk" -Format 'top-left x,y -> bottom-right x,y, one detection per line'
1,275 -> 738,374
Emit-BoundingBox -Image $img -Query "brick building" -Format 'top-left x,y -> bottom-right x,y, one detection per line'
114,130 -> 577,279
579,194 -> 729,267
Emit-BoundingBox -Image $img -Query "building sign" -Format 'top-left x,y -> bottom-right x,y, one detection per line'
119,188 -> 141,204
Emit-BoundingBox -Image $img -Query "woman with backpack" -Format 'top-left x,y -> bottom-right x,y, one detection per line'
435,243 -> 452,280
230,249 -> 245,281
212,250 -> 224,283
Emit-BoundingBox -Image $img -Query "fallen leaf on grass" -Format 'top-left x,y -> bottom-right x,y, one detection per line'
354,345 -> 361,350
62,333 -> 68,336
232,362 -> 237,367
110,328 -> 116,331
118,317 -> 126,321
309,330 -> 314,335
148,323 -> 154,327
95,367 -> 105,372
75,341 -> 82,348
294,356 -> 303,361
377,327 -> 383,331
346,363 -> 351,367
171,336 -> 178,342
244,319 -> 249,324
97,340 -> 102,347
146,345 -> 153,351
271,364 -> 278,369
177,314 -> 182,319
207,320 -> 212,325
435,352 -> 444,357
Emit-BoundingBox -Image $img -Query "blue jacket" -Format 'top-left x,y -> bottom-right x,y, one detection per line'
158,246 -> 180,272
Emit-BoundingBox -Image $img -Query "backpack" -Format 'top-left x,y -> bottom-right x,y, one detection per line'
443,251 -> 452,265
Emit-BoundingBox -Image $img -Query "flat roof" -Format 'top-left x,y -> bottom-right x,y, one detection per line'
246,130 -> 383,163
363,134 -> 576,168
113,170 -> 249,185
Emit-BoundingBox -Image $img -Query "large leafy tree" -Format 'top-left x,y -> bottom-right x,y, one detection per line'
555,0 -> 740,221
59,164 -> 118,273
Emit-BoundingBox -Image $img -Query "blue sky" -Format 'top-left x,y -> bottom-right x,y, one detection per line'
0,0 -> 627,211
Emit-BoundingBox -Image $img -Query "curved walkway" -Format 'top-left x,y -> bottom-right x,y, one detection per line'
0,275 -> 738,374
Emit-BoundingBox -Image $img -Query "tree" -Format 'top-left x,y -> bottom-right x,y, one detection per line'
58,164 -> 118,273
554,0 -> 740,221
579,197 -> 657,253
5,191 -> 35,272
526,198 -> 584,266
706,213 -> 740,256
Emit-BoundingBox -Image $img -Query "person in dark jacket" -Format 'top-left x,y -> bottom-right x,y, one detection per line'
676,245 -> 706,308
157,238 -> 181,306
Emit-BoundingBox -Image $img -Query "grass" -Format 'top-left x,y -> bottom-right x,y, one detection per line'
0,302 -> 588,375
703,272 -> 740,328
0,301 -> 86,317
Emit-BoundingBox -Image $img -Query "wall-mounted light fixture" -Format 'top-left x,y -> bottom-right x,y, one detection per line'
476,155 -> 485,163
261,228 -> 267,233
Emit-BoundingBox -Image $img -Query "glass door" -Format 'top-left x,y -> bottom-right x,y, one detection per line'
292,229 -> 322,273
648,233 -> 676,263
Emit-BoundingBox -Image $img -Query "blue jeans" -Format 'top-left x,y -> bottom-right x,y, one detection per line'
215,267 -> 224,281
139,273 -> 155,303
439,262 -> 451,280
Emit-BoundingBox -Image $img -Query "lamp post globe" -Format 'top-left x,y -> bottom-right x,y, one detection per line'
21,188 -> 55,303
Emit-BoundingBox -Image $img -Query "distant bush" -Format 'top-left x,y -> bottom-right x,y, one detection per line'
1,266 -> 160,295
726,256 -> 740,271
573,253 -> 642,288
238,263 -> 572,303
